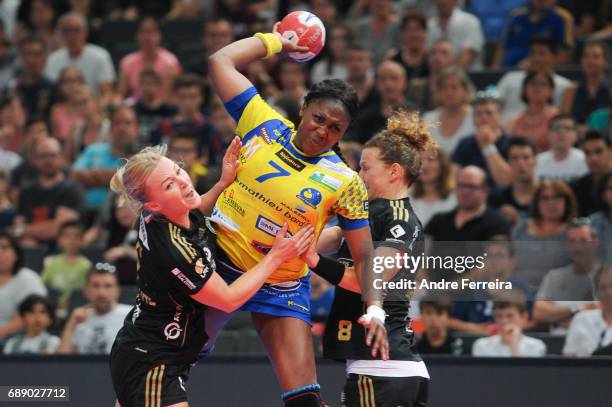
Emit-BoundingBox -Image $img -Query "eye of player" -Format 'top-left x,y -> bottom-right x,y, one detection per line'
163,165 -> 182,190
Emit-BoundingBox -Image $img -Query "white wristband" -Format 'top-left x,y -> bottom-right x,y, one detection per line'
361,305 -> 386,324
481,144 -> 498,156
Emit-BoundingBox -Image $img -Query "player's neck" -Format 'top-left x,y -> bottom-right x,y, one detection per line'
375,185 -> 409,201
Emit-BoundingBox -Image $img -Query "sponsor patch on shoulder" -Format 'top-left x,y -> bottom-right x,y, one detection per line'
309,171 -> 343,192
390,224 -> 406,238
317,158 -> 354,178
171,268 -> 196,290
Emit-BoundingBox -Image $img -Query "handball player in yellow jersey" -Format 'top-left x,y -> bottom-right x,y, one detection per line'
205,24 -> 378,406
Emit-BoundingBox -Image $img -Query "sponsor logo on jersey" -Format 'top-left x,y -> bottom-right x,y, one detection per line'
309,171 -> 343,192
297,188 -> 322,209
139,291 -> 157,306
171,268 -> 196,290
222,189 -> 246,216
363,201 -> 369,211
194,258 -> 207,277
139,216 -> 150,250
240,137 -> 262,164
317,158 -> 354,178
210,207 -> 240,232
251,240 -> 272,254
287,300 -> 309,312
275,148 -> 305,171
259,127 -> 273,144
164,322 -> 182,341
256,215 -> 290,237
390,224 -> 406,238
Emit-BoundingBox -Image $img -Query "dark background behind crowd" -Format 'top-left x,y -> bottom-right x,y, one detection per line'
0,0 -> 611,358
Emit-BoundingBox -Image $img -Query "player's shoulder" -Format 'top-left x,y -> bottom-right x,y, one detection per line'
313,154 -> 358,181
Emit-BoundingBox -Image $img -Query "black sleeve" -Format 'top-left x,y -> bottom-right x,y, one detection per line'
374,205 -> 423,255
451,139 -> 469,166
147,220 -> 215,296
58,182 -> 86,214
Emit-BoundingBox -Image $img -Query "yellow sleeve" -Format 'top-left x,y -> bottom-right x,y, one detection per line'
331,173 -> 369,230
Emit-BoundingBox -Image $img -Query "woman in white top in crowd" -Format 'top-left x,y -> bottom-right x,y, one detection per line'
423,67 -> 476,155
309,23 -> 351,84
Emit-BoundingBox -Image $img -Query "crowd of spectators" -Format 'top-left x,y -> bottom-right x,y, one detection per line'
0,0 -> 611,358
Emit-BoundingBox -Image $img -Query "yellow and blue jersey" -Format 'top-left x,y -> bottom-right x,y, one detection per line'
212,87 -> 369,284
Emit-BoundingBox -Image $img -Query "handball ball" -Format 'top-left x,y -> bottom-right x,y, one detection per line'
277,11 -> 326,62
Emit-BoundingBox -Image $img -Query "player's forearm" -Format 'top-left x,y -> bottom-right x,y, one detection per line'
199,182 -> 226,216
485,153 -> 512,187
533,301 -> 572,323
209,37 -> 267,74
0,316 -> 23,338
56,322 -> 78,353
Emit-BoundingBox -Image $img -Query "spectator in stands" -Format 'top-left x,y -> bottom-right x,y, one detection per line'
49,66 -> 87,144
0,172 -> 15,228
351,0 -> 400,66
9,117 -> 49,192
410,146 -> 457,227
152,74 -> 221,165
561,40 -> 611,124
310,23 -> 350,84
168,132 -> 220,195
132,68 -> 176,146
585,90 -> 612,133
472,293 -> 547,357
116,17 -> 181,101
83,193 -> 138,255
409,39 -> 456,112
425,166 -> 511,249
563,264 -> 612,356
0,232 -> 47,340
310,273 -> 334,323
13,0 -> 64,53
72,106 -> 139,213
512,179 -> 575,291
506,71 -> 559,153
426,0 -> 485,70
573,131 -> 612,217
56,265 -> 130,354
2,294 -> 59,354
0,122 -> 22,177
534,218 -> 600,329
534,114 -> 588,182
348,60 -> 409,144
276,60 -> 308,103
0,94 -> 27,152
41,221 -> 91,314
385,11 -> 429,81
469,0 -> 528,40
311,0 -> 338,25
11,35 -> 53,120
416,293 -> 464,355
208,98 -> 236,147
423,67 -> 476,155
494,0 -> 574,68
452,95 -> 512,188
489,137 -> 538,224
67,85 -> 111,162
497,37 -> 571,119
184,17 -> 234,77
557,0 -> 605,37
451,238 -> 534,334
345,44 -> 380,114
43,12 -> 115,100
0,26 -> 17,94
12,137 -> 85,247
589,172 -> 612,252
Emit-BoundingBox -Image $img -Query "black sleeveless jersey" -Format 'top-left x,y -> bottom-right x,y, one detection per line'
113,210 -> 216,364
323,197 -> 424,361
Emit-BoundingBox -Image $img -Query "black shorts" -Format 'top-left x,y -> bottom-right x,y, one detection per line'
342,374 -> 429,407
109,344 -> 190,407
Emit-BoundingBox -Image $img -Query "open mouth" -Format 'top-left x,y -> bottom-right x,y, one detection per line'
185,190 -> 195,199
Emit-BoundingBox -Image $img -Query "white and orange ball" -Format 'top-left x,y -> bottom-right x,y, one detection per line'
277,11 -> 326,62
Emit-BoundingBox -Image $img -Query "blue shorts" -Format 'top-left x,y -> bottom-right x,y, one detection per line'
216,250 -> 312,325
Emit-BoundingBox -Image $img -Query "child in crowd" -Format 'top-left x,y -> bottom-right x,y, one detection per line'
416,293 -> 465,355
3,295 -> 60,354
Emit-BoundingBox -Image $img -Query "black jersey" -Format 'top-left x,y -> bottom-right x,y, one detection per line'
323,197 -> 424,361
113,210 -> 216,364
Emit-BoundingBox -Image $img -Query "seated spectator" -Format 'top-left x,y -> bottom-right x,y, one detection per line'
168,132 -> 220,195
12,137 -> 85,247
345,44 -> 380,114
534,114 -> 588,183
512,179 -> 575,291
561,40 -> 611,124
534,218 -> 600,331
2,294 -> 59,354
469,0 -> 527,40
13,0 -> 65,53
56,265 -> 130,354
310,23 -> 350,84
385,11 -> 429,81
452,94 -> 512,188
0,93 -> 27,152
563,265 -> 612,356
409,146 -> 457,227
275,60 -> 308,103
116,17 -> 181,101
451,238 -> 533,334
497,37 -> 571,120
351,0 -> 400,67
41,221 -> 91,315
586,94 -> 612,133
67,85 -> 111,162
489,137 -> 538,225
310,273 -> 334,323
10,35 -> 53,120
472,293 -> 547,357
348,60 -> 410,144
0,232 -> 47,340
152,74 -> 221,165
184,17 -> 234,78
415,292 -> 464,355
72,106 -> 139,213
589,172 -> 612,257
556,0 -> 605,37
9,117 -> 49,192
426,0 -> 485,70
573,130 -> 612,217
49,66 -> 86,144
0,172 -> 15,228
43,12 -> 115,101
494,0 -> 574,68
0,121 -> 22,177
131,68 -> 176,146
423,67 -> 476,155
506,71 -> 559,153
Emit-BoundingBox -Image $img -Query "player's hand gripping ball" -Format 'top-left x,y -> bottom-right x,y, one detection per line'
277,11 -> 326,62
